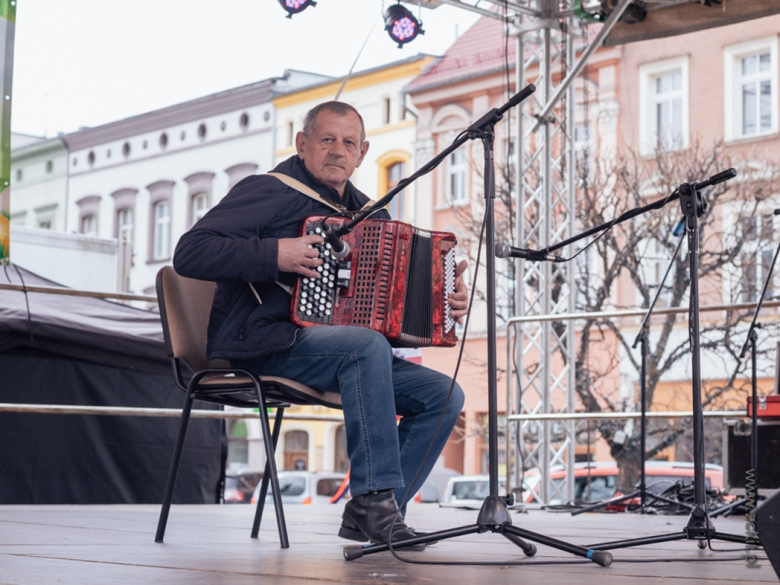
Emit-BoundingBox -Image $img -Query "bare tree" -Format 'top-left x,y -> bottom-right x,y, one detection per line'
573,139 -> 780,492
449,138 -> 780,494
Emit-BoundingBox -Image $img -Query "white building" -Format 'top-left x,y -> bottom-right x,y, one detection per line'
10,133 -> 69,232
62,70 -> 328,296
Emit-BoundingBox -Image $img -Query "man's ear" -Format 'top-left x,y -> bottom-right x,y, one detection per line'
356,140 -> 369,168
295,131 -> 307,158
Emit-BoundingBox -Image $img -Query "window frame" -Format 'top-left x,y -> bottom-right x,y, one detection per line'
638,56 -> 689,155
184,172 -> 214,228
146,180 -> 174,263
724,35 -> 779,142
75,195 -> 101,237
446,147 -> 468,205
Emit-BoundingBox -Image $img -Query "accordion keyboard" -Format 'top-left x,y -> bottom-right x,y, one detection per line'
295,223 -> 344,324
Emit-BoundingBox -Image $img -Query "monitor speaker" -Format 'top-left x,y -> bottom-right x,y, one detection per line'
755,489 -> 780,579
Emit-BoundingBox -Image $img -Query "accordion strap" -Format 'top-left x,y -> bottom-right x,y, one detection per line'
267,172 -> 376,215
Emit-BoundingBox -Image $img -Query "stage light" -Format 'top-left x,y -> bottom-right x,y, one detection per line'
384,3 -> 424,49
277,0 -> 316,19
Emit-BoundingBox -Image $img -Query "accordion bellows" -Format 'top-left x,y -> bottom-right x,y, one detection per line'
291,216 -> 458,348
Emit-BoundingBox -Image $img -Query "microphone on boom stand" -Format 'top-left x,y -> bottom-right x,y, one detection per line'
495,241 -> 565,263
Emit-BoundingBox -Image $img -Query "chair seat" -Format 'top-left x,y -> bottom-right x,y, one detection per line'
197,372 -> 342,409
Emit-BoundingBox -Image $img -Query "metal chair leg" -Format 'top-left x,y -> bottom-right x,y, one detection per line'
155,388 -> 195,543
253,383 -> 289,548
251,406 -> 285,539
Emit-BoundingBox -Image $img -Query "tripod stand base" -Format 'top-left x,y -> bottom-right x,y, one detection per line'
343,495 -> 613,566
585,508 -> 748,551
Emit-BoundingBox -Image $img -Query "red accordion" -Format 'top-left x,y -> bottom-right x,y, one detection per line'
290,216 -> 458,348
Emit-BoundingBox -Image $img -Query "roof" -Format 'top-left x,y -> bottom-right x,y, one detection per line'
405,18 -> 604,95
63,70 -> 331,152
405,18 -> 516,94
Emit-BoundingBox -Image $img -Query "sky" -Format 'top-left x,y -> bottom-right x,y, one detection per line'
11,0 -> 481,138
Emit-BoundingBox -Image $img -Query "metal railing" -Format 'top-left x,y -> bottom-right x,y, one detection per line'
505,300 -> 778,503
0,282 -> 157,303
0,403 -> 344,422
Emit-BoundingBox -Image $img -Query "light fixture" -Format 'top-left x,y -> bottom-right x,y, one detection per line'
384,3 -> 424,49
277,0 -> 316,19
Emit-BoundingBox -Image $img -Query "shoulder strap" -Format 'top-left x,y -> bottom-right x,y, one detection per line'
267,172 -> 377,214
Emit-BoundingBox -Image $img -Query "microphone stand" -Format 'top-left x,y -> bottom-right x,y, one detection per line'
504,169 -> 749,550
571,225 -> 686,516
710,211 -> 780,517
343,85 -> 613,567
581,179 -> 747,551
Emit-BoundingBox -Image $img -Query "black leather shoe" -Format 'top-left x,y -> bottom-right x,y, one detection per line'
339,490 -> 425,551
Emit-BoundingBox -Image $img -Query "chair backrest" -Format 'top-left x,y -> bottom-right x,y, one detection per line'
156,266 -> 227,372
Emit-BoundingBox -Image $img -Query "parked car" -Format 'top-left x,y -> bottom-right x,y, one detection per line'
251,471 -> 348,505
413,467 -> 462,503
521,461 -> 724,504
439,474 -> 507,509
224,469 -> 264,504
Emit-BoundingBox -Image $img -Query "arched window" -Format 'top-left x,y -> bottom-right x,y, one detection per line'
386,162 -> 406,221
284,430 -> 309,470
191,192 -> 209,225
152,201 -> 171,260
376,151 -> 411,222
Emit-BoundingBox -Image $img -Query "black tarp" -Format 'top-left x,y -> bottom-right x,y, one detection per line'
0,265 -> 224,504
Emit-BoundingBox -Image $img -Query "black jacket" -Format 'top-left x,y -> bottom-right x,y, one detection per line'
173,155 -> 390,360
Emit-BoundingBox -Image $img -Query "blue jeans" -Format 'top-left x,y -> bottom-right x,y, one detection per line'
233,326 -> 464,510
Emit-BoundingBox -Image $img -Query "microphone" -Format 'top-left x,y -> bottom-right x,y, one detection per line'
694,168 -> 736,190
495,241 -> 565,262
324,227 -> 350,260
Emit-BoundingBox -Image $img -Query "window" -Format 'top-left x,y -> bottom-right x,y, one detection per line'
653,70 -> 683,149
287,121 -> 294,146
386,162 -> 406,220
383,97 -> 392,125
117,208 -> 133,243
447,149 -> 467,204
740,213 -> 775,303
334,425 -> 349,472
638,57 -> 688,154
284,430 -> 309,470
35,204 -> 57,231
725,37 -> 778,141
81,215 -> 97,236
152,201 -> 170,260
191,193 -> 208,224
740,52 -> 772,136
226,421 -> 248,468
76,195 -> 101,236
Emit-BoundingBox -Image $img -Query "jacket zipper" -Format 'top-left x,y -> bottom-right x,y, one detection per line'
238,313 -> 252,340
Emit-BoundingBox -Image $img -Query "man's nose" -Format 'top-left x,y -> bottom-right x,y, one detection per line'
329,139 -> 346,156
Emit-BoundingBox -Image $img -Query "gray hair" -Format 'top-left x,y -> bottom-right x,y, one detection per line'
302,101 -> 366,143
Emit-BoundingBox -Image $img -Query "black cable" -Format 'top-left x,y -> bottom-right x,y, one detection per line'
4,263 -> 34,345
560,188 -> 680,263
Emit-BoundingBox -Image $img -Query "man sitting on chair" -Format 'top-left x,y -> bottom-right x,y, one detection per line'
173,101 -> 467,549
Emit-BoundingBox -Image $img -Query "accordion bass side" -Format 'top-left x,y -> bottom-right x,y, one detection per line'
290,216 -> 458,348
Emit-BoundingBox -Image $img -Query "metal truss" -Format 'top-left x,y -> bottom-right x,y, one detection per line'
511,1 -> 576,505
506,0 -> 632,505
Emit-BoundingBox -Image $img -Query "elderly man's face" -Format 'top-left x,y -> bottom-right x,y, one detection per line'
295,109 -> 369,197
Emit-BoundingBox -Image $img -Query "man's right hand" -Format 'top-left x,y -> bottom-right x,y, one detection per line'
277,235 -> 324,278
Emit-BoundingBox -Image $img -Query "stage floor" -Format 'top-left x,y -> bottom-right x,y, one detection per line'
1,502 -> 776,584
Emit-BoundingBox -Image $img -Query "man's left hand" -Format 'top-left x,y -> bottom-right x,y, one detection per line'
448,260 -> 469,323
